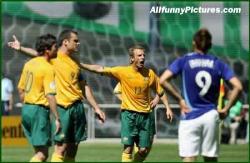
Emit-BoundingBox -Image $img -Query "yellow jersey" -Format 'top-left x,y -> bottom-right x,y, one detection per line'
50,51 -> 84,107
18,57 -> 56,106
104,66 -> 164,113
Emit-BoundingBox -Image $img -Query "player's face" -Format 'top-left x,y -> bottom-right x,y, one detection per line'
132,49 -> 145,69
66,33 -> 80,53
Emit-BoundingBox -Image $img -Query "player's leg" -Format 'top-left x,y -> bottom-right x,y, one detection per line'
64,101 -> 87,162
64,143 -> 79,162
51,142 -> 67,162
32,106 -> 52,162
201,110 -> 220,162
121,110 -> 137,162
133,143 -> 139,153
30,146 -> 49,162
51,106 -> 70,162
122,145 -> 134,162
2,101 -> 10,115
134,112 -> 154,162
22,104 -> 51,162
229,121 -> 240,144
178,117 -> 202,162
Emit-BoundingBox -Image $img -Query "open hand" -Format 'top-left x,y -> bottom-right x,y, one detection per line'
8,35 -> 21,51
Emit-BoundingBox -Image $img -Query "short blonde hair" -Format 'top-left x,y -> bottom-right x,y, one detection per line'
128,44 -> 146,57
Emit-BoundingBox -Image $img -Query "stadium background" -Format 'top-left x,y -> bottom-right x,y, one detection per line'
1,1 -> 249,161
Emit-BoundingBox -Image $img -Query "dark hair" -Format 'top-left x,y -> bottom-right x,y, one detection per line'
193,28 -> 212,53
58,29 -> 78,47
128,44 -> 146,57
35,34 -> 57,56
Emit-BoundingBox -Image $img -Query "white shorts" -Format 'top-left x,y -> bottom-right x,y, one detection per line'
178,109 -> 220,157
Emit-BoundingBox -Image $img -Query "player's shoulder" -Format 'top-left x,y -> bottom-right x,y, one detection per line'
175,52 -> 194,61
145,68 -> 158,78
205,53 -> 226,65
113,65 -> 130,71
23,57 -> 39,67
148,68 -> 156,74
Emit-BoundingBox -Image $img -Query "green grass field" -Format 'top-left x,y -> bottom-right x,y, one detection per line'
2,143 -> 249,162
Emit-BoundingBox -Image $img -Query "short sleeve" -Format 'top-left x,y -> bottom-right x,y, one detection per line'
168,57 -> 185,75
18,64 -> 27,90
218,60 -> 235,81
103,66 -> 121,79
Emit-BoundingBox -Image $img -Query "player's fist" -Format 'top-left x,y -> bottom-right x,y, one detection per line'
218,108 -> 228,120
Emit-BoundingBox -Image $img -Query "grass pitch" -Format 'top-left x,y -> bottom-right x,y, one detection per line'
2,142 -> 249,162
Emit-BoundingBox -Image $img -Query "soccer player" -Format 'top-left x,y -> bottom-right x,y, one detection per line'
159,28 -> 243,162
113,82 -> 160,160
18,34 -> 61,162
8,30 -> 106,162
80,44 -> 174,162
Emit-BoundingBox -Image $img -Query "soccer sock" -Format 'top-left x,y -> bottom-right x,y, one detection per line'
133,152 -> 146,162
64,156 -> 75,162
122,152 -> 133,162
51,152 -> 64,162
133,144 -> 139,154
29,156 -> 42,162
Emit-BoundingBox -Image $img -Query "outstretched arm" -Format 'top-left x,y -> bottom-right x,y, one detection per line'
160,70 -> 190,114
8,35 -> 38,57
80,63 -> 104,74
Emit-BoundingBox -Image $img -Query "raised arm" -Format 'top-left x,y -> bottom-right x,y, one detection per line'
80,63 -> 104,74
160,69 -> 190,114
8,35 -> 38,57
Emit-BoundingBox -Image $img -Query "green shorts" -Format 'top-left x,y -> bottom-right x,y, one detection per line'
121,110 -> 155,148
21,104 -> 51,146
53,100 -> 87,143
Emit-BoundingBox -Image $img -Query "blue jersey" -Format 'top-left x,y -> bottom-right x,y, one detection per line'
168,52 -> 234,120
